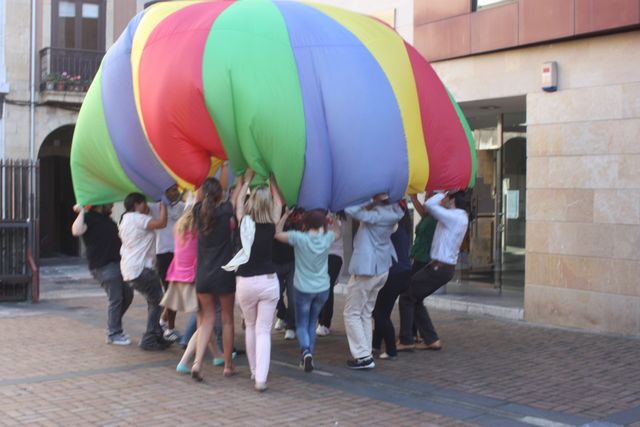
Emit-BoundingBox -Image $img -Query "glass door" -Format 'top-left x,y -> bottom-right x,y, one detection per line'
461,99 -> 527,290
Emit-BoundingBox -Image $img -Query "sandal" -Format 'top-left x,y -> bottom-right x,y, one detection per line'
223,367 -> 237,377
191,370 -> 204,382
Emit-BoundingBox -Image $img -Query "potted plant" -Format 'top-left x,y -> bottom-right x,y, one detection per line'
55,72 -> 70,91
70,75 -> 83,92
44,73 -> 58,91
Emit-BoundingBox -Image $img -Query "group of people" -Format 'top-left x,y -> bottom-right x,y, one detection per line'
72,164 -> 470,392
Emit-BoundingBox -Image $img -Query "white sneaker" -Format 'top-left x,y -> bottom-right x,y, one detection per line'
106,333 -> 131,346
316,325 -> 330,336
163,329 -> 180,342
274,318 -> 286,331
284,329 -> 296,340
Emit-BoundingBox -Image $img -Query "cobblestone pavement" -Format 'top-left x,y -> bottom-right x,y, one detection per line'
1,261 -> 639,426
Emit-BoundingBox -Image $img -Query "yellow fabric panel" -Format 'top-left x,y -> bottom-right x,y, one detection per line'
308,3 -> 429,195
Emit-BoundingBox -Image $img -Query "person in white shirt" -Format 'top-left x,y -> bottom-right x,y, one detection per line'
401,191 -> 469,351
119,192 -> 169,351
149,185 -> 186,342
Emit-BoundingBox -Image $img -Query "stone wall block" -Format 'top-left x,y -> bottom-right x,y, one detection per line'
593,190 -> 640,225
524,284 -> 640,335
527,189 -> 594,222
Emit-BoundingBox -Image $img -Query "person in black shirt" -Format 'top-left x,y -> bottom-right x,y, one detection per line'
272,208 -> 302,340
224,170 -> 283,392
72,203 -> 134,346
189,172 -> 243,381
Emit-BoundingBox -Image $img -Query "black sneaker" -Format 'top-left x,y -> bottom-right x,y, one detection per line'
140,340 -> 168,351
303,353 -> 314,373
347,356 -> 375,370
157,336 -> 173,349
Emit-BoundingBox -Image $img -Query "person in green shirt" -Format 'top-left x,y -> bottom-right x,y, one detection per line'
397,193 -> 437,351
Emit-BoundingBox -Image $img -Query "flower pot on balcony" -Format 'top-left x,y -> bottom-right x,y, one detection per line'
55,82 -> 66,91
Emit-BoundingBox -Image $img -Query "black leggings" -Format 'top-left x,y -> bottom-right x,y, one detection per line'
372,270 -> 412,356
317,255 -> 343,328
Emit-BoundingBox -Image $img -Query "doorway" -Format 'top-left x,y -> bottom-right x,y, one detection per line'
39,125 -> 78,258
459,97 -> 527,289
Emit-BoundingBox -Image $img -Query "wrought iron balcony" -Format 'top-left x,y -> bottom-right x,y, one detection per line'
39,47 -> 104,93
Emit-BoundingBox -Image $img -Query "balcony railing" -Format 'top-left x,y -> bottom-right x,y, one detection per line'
39,47 -> 104,92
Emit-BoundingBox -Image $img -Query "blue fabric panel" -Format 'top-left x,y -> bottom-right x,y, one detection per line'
101,12 -> 174,200
275,1 -> 408,211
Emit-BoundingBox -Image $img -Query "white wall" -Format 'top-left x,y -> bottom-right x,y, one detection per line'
299,0 -> 413,42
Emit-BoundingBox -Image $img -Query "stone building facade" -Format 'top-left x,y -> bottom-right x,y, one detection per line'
415,0 -> 640,336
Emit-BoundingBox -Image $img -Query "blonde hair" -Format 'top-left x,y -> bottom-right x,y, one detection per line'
246,186 -> 274,224
174,206 -> 196,244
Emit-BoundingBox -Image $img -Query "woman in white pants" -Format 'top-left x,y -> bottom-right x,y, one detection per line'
224,171 -> 283,392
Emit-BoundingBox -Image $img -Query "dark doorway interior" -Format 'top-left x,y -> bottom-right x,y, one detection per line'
39,125 -> 78,258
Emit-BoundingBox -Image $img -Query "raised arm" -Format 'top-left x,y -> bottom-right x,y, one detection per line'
146,202 -> 167,230
345,196 -> 401,225
219,161 -> 229,193
410,194 -> 427,218
424,192 -> 461,227
274,208 -> 290,244
270,175 -> 284,224
329,213 -> 342,241
232,174 -> 246,220
71,205 -> 87,237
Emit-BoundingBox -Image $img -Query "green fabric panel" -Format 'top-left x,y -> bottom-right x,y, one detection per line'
71,67 -> 141,205
448,89 -> 477,189
201,0 -> 306,205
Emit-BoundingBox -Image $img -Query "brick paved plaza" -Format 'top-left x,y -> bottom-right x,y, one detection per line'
1,262 -> 639,427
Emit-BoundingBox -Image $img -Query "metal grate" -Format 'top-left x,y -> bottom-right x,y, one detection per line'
0,160 -> 40,302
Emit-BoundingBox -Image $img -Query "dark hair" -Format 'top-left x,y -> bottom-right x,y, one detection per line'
121,193 -> 146,222
124,193 -> 146,212
303,209 -> 327,232
451,190 -> 471,214
199,177 -> 223,234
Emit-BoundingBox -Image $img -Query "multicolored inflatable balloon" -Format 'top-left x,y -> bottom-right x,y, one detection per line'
71,0 -> 476,211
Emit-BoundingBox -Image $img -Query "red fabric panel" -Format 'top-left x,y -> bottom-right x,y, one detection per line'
138,2 -> 233,187
404,41 -> 472,191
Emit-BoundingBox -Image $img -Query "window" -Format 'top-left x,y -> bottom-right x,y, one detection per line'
52,0 -> 105,51
472,0 -> 512,11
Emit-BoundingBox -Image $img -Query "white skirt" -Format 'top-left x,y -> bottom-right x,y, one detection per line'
160,282 -> 198,313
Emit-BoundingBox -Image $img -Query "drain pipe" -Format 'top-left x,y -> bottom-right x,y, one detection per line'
28,0 -> 38,291
29,0 -> 36,163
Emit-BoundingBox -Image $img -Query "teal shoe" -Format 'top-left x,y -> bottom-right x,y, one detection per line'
176,362 -> 190,374
213,351 -> 237,366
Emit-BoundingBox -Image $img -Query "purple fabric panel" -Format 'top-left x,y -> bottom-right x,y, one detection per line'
101,12 -> 174,200
275,2 -> 408,211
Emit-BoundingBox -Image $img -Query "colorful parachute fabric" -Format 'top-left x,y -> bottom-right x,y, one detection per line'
71,0 -> 476,211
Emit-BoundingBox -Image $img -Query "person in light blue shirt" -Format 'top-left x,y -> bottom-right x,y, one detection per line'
343,193 -> 404,370
275,209 -> 341,373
